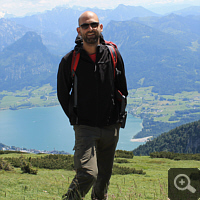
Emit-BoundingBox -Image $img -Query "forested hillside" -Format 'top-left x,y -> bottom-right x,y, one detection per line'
133,120 -> 200,155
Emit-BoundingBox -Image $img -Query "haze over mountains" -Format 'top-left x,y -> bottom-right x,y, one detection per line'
0,4 -> 199,95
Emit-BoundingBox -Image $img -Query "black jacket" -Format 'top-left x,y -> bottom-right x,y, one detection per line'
57,35 -> 128,127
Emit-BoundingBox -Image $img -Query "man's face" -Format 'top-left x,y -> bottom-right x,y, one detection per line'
77,13 -> 103,45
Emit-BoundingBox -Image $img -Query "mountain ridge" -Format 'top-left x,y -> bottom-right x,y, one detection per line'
0,13 -> 200,95
172,6 -> 200,16
132,13 -> 200,45
1,5 -> 199,55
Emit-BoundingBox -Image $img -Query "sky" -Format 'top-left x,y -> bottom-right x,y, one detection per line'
0,0 -> 199,17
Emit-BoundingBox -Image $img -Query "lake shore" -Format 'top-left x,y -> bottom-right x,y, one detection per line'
130,136 -> 153,142
0,106 -> 144,154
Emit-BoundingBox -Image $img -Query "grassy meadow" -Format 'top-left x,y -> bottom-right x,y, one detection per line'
0,153 -> 200,200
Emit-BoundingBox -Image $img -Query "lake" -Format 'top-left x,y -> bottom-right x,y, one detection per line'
0,106 -> 144,154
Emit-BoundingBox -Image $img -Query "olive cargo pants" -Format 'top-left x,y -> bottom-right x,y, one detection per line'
63,124 -> 120,200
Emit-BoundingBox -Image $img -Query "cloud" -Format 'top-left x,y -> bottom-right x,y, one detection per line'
0,0 -> 199,17
0,11 -> 5,18
0,0 -> 76,16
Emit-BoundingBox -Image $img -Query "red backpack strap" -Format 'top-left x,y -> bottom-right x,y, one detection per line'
71,50 -> 80,77
70,50 -> 80,111
105,40 -> 118,78
105,40 -> 118,49
106,44 -> 117,78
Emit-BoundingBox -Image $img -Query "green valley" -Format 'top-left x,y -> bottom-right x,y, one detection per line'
127,87 -> 200,138
0,84 -> 58,111
128,86 -> 200,122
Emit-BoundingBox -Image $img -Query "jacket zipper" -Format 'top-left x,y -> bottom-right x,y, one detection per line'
94,65 -> 97,72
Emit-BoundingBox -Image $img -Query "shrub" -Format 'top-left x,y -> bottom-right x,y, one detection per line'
4,154 -> 74,170
112,165 -> 145,175
115,150 -> 134,159
0,158 -> 14,171
30,154 -> 74,170
150,151 -> 200,161
114,159 -> 129,163
21,160 -> 38,175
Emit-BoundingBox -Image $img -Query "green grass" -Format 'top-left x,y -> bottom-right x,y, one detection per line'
0,154 -> 199,199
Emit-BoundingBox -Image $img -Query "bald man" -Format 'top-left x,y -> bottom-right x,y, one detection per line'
57,11 -> 128,200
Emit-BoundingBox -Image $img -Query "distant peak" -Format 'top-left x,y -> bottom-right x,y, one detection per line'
3,31 -> 47,53
18,31 -> 44,46
23,31 -> 42,40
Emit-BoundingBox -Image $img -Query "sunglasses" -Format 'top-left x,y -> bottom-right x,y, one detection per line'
80,22 -> 99,30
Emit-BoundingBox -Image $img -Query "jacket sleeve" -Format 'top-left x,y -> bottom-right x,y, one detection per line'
115,49 -> 128,98
57,51 -> 73,118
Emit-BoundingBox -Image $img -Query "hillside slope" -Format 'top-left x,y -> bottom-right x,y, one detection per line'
104,20 -> 200,94
133,120 -> 200,155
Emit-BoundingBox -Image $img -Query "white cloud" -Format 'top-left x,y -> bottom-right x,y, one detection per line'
0,11 -> 5,18
0,0 -> 199,17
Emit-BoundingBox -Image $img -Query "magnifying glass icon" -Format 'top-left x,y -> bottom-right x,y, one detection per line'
174,174 -> 196,193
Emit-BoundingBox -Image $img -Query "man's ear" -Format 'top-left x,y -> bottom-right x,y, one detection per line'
77,27 -> 81,36
100,24 -> 103,32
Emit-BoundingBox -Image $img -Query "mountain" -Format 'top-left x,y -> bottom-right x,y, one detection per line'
146,4 -> 192,15
103,4 -> 160,22
104,20 -> 200,94
0,18 -> 29,51
1,14 -> 200,95
9,7 -> 80,55
1,5 -> 198,55
0,5 -> 199,95
172,6 -> 200,16
10,4 -> 159,30
133,120 -> 200,155
1,5 -> 198,56
8,5 -> 159,55
132,14 -> 200,45
0,31 -> 59,91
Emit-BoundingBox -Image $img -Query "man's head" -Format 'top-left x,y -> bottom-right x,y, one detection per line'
77,11 -> 103,46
